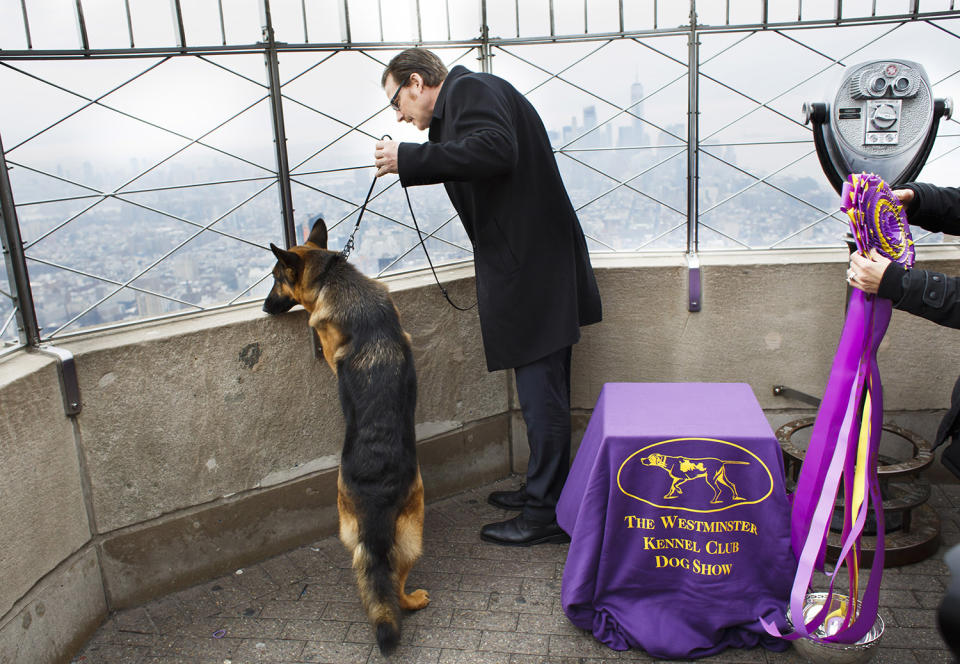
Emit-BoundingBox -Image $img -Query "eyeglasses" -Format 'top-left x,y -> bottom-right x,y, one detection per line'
389,75 -> 410,111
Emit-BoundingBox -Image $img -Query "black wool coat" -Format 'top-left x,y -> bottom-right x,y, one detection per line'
878,182 -> 960,328
397,65 -> 602,371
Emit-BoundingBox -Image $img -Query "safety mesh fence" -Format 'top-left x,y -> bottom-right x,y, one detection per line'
0,1 -> 958,350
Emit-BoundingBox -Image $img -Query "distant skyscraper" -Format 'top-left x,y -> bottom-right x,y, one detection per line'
631,81 -> 644,110
562,115 -> 579,146
583,105 -> 597,130
630,80 -> 645,146
580,105 -> 602,148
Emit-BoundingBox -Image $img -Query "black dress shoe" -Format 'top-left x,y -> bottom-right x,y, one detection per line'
487,485 -> 527,510
480,515 -> 570,547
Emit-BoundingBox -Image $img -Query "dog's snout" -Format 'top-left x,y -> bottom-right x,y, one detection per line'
262,292 -> 296,316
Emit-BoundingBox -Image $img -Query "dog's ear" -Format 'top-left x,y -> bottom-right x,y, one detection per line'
306,217 -> 328,249
270,243 -> 302,276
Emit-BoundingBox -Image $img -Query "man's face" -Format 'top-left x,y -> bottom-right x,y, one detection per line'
385,73 -> 432,131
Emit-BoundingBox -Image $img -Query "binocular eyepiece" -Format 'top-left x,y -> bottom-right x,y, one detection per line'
804,59 -> 952,193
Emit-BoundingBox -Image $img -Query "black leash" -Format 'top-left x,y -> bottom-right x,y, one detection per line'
404,186 -> 476,311
341,136 -> 476,311
340,173 -> 376,260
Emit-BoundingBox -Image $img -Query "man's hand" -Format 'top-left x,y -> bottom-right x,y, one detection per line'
374,140 -> 400,178
893,188 -> 914,205
848,248 -> 891,295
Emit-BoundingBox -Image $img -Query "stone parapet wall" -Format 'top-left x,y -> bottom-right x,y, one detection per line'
2,248 -> 959,662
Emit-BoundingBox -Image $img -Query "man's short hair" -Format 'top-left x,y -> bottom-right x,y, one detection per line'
381,48 -> 448,88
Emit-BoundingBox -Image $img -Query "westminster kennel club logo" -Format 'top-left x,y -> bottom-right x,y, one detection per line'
617,438 -> 774,513
642,453 -> 748,503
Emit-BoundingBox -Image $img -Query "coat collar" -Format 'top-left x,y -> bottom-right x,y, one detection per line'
432,65 -> 471,121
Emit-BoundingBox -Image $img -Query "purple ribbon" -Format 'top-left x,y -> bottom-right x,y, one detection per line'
762,173 -> 908,644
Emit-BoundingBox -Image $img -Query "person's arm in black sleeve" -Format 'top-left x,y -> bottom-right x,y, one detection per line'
898,182 -> 960,235
878,261 -> 960,328
398,77 -> 518,187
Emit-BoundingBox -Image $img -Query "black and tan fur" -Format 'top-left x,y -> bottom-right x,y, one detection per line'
262,218 -> 428,655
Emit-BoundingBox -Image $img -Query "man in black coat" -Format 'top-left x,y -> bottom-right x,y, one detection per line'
848,182 -> 960,478
374,48 -> 602,545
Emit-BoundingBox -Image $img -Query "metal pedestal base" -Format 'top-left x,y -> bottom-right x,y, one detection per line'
777,417 -> 941,568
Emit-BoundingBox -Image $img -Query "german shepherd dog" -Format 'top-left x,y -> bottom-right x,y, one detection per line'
262,218 -> 428,655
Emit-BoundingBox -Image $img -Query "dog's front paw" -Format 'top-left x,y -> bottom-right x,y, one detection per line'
400,588 -> 430,611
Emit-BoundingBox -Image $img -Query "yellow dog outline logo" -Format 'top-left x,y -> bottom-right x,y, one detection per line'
640,453 -> 748,503
617,437 -> 774,513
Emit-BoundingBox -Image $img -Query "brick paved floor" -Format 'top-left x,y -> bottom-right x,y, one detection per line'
74,476 -> 959,664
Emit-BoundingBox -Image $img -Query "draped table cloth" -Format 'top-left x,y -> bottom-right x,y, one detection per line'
557,382 -> 795,659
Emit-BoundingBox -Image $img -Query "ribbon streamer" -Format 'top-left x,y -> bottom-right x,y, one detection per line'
762,173 -> 913,644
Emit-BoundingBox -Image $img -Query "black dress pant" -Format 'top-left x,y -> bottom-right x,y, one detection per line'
514,345 -> 572,524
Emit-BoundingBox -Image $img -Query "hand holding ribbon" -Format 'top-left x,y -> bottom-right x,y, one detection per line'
849,250 -> 891,295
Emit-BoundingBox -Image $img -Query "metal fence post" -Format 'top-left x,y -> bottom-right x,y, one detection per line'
686,1 -> 702,311
261,0 -> 297,249
0,131 -> 41,347
479,0 -> 493,73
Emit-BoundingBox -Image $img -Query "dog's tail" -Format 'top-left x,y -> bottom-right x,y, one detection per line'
355,507 -> 401,655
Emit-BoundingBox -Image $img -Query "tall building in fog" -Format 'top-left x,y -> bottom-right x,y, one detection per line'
629,80 -> 645,146
583,105 -> 597,131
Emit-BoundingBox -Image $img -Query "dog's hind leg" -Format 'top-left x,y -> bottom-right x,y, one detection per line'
716,466 -> 745,501
338,472 -> 401,654
394,470 -> 429,611
338,471 -> 360,553
706,475 -> 723,503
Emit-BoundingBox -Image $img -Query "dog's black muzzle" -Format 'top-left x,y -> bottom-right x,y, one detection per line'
262,293 -> 296,315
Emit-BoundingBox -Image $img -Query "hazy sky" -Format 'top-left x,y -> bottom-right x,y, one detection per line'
1,1 -> 958,181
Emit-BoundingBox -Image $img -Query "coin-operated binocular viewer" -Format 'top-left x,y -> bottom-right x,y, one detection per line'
803,59 -> 952,192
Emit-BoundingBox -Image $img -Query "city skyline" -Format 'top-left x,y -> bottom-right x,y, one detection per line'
3,14 -> 960,344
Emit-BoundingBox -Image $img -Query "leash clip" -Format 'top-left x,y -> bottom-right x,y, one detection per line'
340,236 -> 355,259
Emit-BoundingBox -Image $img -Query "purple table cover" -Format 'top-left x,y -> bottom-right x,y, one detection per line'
557,383 -> 795,659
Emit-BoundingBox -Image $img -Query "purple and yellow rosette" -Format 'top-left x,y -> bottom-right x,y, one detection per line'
841,173 -> 915,268
763,173 -> 915,645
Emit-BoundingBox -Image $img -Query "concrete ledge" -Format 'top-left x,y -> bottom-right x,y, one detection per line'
0,351 -> 91,618
0,548 -> 106,664
4,251 -> 960,663
99,465 -> 341,610
419,415 -> 512,499
99,414 -> 513,609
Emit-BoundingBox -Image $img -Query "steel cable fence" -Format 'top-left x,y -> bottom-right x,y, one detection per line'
1,1 -> 958,354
